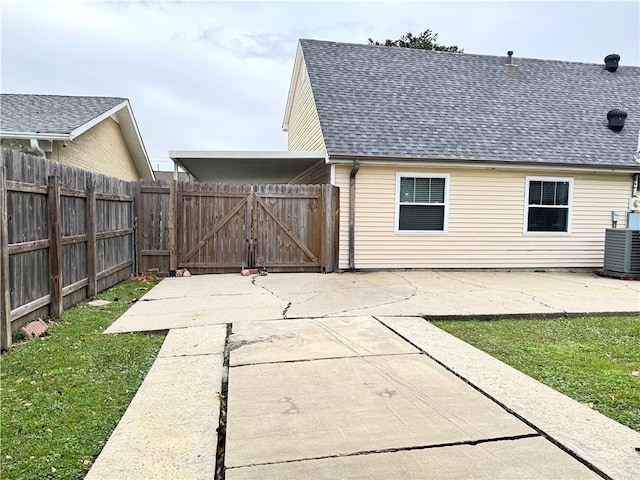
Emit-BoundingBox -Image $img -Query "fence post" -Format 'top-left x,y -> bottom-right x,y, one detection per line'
86,178 -> 97,297
0,164 -> 12,350
169,180 -> 177,276
134,182 -> 142,274
48,176 -> 63,318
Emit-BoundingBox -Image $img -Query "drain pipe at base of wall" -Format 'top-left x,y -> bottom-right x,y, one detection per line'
348,159 -> 361,270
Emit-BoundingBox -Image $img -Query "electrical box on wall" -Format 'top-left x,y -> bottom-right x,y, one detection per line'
627,212 -> 640,229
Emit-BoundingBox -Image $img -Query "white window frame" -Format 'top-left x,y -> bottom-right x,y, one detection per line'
523,176 -> 573,235
394,172 -> 450,234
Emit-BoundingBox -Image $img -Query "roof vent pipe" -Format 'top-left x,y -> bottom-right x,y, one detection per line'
506,50 -> 514,65
604,54 -> 620,72
607,109 -> 627,132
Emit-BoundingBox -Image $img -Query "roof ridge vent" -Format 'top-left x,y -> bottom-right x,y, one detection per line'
604,54 -> 620,72
607,109 -> 627,131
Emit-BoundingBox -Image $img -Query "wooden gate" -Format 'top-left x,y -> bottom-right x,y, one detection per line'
137,182 -> 339,274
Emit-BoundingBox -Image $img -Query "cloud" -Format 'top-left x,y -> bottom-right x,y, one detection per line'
2,0 -> 638,172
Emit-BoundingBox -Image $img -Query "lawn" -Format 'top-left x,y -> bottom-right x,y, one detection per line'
434,316 -> 640,432
0,277 -> 165,480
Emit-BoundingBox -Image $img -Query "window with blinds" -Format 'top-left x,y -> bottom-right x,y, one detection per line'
525,177 -> 573,233
396,174 -> 449,232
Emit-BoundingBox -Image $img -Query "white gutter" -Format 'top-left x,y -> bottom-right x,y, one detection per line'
0,131 -> 70,141
327,158 -> 640,174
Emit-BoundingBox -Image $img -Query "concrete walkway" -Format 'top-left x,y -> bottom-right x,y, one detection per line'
88,272 -> 640,479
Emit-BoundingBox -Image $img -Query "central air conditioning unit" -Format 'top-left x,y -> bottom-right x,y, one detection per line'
629,196 -> 640,212
603,228 -> 640,274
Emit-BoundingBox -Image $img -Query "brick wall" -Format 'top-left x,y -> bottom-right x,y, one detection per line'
51,117 -> 140,181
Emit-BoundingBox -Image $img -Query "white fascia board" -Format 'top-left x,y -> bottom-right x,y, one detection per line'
69,99 -> 154,180
0,131 -> 70,141
282,42 -> 304,132
69,101 -> 129,139
327,157 -> 640,174
113,101 -> 155,180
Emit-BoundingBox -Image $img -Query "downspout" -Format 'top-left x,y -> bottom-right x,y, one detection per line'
29,138 -> 46,158
348,159 -> 360,270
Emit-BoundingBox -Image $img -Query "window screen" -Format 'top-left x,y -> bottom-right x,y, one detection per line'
526,179 -> 571,232
398,176 -> 447,232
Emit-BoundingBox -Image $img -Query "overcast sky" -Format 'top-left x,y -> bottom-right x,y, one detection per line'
2,0 -> 639,171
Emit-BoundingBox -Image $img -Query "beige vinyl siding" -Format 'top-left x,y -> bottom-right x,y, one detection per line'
51,117 -> 140,181
335,164 -> 632,269
287,62 -> 325,152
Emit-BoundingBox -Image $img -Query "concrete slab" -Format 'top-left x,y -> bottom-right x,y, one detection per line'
106,271 -> 638,333
104,308 -> 282,333
85,353 -> 223,480
225,354 -> 534,468
141,275 -> 265,300
229,316 -> 418,366
379,316 -> 640,480
226,436 -> 600,479
256,271 -> 639,318
104,295 -> 286,334
158,324 -> 227,358
125,294 -> 285,316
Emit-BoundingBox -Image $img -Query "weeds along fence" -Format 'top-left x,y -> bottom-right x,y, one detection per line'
1,149 -> 135,350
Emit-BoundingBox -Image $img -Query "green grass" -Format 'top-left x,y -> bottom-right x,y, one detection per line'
1,278 -> 165,480
434,316 -> 640,431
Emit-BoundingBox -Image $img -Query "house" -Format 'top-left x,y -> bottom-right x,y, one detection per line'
0,94 -> 154,181
170,150 -> 326,183
281,39 -> 640,270
153,170 -> 191,182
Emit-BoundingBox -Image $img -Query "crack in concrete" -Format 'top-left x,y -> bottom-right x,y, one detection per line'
251,276 -> 292,316
227,334 -> 292,352
158,352 -> 224,359
230,352 -> 419,368
139,292 -> 263,302
314,272 -> 419,318
435,272 -> 568,315
214,324 -> 232,480
252,274 -> 419,317
374,317 -> 612,480
225,433 -> 542,470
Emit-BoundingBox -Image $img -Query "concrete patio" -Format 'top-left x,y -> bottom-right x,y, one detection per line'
87,271 -> 640,479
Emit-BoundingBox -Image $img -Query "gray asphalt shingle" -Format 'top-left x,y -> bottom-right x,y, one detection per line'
300,39 -> 640,168
0,94 -> 126,135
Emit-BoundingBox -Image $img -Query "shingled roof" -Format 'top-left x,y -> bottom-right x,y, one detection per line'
0,94 -> 154,179
0,94 -> 127,136
298,39 -> 640,168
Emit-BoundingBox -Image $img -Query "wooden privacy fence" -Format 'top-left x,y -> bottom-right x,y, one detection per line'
1,150 -> 340,351
137,181 -> 339,275
1,150 -> 135,350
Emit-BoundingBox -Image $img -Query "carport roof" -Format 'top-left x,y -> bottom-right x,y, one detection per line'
169,150 -> 326,183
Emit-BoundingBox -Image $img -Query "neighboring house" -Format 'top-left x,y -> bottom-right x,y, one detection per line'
170,151 -> 326,183
282,39 -> 640,270
153,170 -> 191,182
0,94 -> 154,181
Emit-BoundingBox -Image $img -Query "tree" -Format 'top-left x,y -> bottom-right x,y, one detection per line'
368,29 -> 462,52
